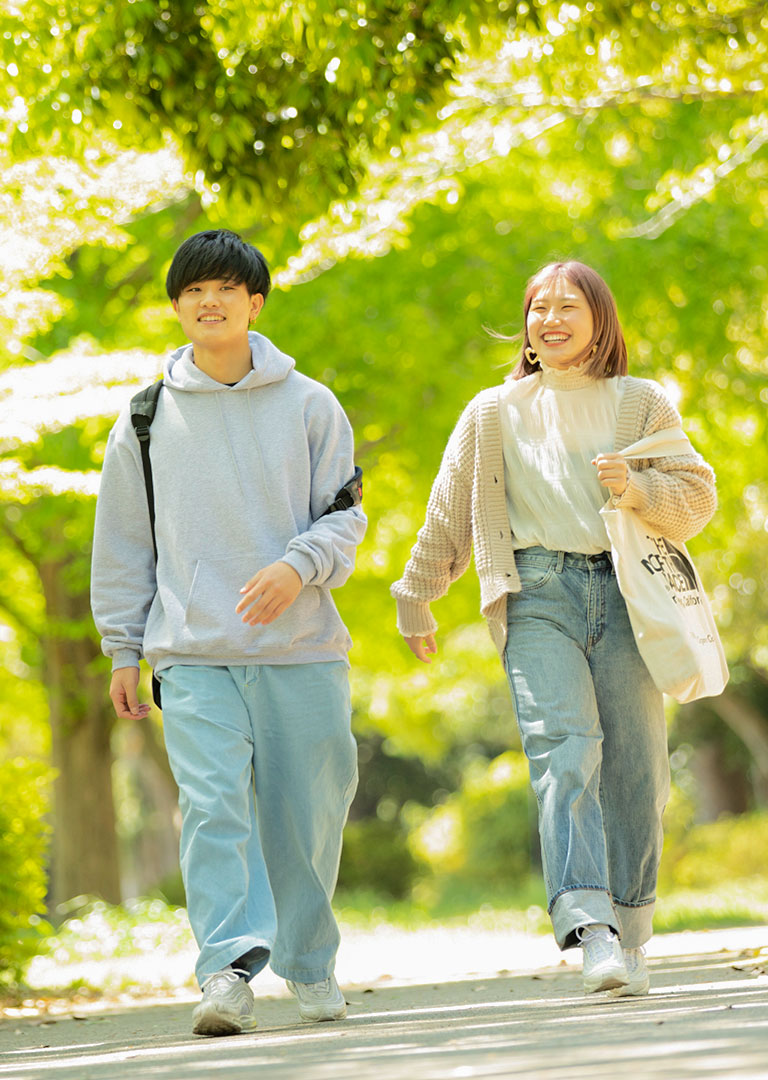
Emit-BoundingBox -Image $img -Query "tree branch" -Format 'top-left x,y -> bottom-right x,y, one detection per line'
0,517 -> 37,568
622,128 -> 768,239
452,82 -> 759,118
98,193 -> 203,294
0,593 -> 42,641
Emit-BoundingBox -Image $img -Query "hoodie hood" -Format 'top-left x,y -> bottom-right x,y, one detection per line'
164,330 -> 295,392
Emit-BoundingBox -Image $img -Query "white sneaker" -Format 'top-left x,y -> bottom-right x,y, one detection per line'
192,969 -> 258,1036
286,974 -> 347,1023
611,947 -> 650,996
577,923 -> 629,993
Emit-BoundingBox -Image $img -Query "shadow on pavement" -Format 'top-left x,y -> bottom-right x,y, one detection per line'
1,950 -> 766,1079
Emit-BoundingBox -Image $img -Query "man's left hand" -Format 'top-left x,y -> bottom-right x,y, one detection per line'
236,561 -> 303,626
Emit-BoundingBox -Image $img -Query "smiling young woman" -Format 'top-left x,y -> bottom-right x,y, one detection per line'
392,259 -> 717,999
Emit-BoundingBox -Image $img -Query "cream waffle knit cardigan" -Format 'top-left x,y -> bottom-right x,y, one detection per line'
390,374 -> 716,656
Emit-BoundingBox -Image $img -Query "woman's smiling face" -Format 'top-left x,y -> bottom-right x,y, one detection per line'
526,273 -> 595,370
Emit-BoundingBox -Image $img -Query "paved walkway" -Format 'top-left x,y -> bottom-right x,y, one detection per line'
1,927 -> 766,1079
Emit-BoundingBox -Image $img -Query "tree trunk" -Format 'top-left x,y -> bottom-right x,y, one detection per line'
714,688 -> 768,808
40,560 -> 121,908
118,715 -> 181,899
689,741 -> 750,821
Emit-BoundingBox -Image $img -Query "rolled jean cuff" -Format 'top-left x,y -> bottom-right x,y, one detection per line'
270,960 -> 336,983
613,898 -> 655,950
550,886 -> 619,950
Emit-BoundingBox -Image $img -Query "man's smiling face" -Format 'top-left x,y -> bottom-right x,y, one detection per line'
172,279 -> 263,350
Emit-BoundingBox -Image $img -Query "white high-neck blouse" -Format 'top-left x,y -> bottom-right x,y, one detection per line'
499,363 -> 626,554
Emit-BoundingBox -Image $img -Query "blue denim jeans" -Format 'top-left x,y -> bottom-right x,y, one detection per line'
503,548 -> 669,950
159,662 -> 358,986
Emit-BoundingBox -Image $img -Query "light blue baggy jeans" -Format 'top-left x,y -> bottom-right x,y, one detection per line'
503,547 -> 670,951
159,662 -> 358,987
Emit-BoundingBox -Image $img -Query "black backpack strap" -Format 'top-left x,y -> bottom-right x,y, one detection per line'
320,466 -> 363,516
130,379 -> 164,562
129,379 -> 164,709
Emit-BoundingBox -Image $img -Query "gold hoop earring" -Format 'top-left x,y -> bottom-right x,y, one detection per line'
524,346 -> 538,365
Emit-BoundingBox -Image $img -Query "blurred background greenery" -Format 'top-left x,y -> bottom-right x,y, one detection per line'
1,0 -> 767,991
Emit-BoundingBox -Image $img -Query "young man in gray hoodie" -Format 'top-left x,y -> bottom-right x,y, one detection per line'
91,230 -> 366,1036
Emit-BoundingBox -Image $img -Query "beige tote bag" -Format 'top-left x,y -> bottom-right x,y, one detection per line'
599,427 -> 728,703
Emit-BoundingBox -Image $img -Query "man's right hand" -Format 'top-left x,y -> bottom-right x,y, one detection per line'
110,667 -> 152,719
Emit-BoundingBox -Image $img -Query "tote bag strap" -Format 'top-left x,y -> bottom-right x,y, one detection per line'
618,426 -> 695,461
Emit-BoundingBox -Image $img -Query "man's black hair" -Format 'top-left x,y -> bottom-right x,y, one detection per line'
166,229 -> 271,302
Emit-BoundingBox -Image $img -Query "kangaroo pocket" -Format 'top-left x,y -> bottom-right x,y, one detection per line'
181,553 -> 324,658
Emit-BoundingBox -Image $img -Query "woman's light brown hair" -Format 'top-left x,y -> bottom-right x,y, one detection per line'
511,261 -> 628,380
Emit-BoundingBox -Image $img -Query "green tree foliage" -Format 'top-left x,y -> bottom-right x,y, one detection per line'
2,0 -> 764,221
0,0 -> 766,918
0,759 -> 52,985
259,87 -> 768,687
257,73 -> 768,877
338,816 -> 420,899
408,752 -> 533,881
659,810 -> 768,893
0,435 -> 123,905
4,0 -> 506,217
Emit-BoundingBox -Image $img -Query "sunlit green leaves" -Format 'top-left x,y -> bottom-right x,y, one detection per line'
3,0 -> 765,224
0,758 -> 52,985
0,142 -> 189,364
0,0 -> 766,880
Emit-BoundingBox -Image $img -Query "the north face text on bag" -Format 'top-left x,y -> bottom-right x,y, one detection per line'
640,536 -> 700,602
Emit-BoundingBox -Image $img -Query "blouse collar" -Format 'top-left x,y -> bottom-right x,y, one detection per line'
538,359 -> 595,390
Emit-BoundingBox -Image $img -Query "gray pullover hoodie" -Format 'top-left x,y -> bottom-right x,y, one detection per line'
91,332 -> 366,673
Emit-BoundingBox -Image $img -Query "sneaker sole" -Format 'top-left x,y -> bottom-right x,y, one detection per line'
610,979 -> 650,997
192,1004 -> 258,1037
297,1004 -> 347,1024
583,969 -> 629,994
